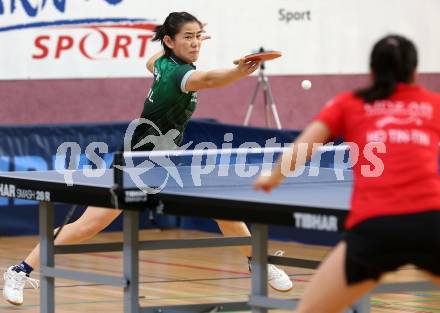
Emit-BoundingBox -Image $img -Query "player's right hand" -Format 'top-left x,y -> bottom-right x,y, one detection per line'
253,171 -> 283,193
235,58 -> 260,76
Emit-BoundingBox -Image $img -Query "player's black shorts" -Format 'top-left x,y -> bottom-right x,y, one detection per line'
344,210 -> 440,285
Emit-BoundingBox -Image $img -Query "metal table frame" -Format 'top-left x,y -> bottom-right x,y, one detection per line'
38,201 -> 255,313
37,201 -> 437,313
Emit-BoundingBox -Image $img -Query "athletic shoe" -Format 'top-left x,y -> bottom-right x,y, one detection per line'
267,251 -> 293,292
3,266 -> 39,305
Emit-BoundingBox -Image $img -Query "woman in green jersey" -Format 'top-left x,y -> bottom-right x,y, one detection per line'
3,12 -> 292,306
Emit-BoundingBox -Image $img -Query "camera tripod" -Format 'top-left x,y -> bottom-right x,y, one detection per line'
243,56 -> 282,129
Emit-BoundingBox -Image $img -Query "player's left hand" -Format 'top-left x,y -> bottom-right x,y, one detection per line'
201,22 -> 211,41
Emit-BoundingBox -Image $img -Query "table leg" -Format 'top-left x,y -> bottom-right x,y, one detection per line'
250,223 -> 268,313
39,201 -> 55,313
123,209 -> 140,313
351,294 -> 371,313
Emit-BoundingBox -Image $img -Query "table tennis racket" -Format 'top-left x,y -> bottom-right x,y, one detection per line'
233,51 -> 282,65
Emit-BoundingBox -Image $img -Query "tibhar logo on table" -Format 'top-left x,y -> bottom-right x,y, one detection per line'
0,183 -> 51,201
293,213 -> 338,232
0,184 -> 15,198
55,118 -> 386,193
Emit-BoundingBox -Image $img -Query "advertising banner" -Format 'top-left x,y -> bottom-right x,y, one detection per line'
1,0 -> 439,79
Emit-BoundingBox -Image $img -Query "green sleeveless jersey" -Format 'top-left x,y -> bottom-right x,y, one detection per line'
132,54 -> 197,150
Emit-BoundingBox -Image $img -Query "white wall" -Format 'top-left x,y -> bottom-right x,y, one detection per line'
0,0 -> 438,79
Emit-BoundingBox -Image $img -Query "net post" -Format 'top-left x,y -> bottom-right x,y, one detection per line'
111,151 -> 124,208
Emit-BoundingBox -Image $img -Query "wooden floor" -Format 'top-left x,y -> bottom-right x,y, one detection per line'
1,229 -> 439,312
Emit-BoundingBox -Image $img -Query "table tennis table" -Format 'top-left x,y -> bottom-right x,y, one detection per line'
0,152 -> 436,313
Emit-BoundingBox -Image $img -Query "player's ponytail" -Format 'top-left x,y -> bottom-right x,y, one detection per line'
152,12 -> 202,57
152,25 -> 166,42
355,35 -> 417,103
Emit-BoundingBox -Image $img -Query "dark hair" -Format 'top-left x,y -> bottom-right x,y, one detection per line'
152,12 -> 202,57
355,35 -> 418,103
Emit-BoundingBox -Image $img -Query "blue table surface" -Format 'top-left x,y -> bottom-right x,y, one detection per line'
0,165 -> 352,210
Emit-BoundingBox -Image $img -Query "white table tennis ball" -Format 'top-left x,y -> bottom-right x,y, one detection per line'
301,79 -> 312,90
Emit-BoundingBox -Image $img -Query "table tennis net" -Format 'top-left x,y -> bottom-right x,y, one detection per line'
113,147 -> 352,191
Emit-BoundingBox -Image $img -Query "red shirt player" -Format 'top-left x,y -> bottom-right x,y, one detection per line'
255,34 -> 440,313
